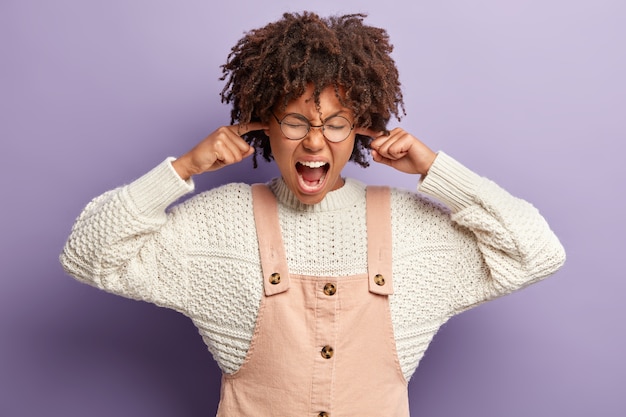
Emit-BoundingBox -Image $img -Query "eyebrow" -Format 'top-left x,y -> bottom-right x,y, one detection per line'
289,110 -> 351,122
323,110 -> 348,119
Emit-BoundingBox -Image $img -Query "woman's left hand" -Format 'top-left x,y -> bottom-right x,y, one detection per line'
356,127 -> 437,176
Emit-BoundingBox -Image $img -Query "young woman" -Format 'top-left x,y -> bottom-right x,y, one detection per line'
61,12 -> 565,416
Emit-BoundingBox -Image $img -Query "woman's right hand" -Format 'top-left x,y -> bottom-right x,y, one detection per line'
172,122 -> 267,180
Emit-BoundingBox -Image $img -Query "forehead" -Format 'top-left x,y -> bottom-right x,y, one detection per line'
283,85 -> 351,117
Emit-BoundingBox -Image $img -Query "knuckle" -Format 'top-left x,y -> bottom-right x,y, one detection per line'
216,126 -> 231,135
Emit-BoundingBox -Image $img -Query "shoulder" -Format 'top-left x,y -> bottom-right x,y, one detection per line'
180,182 -> 252,205
165,182 -> 258,247
388,185 -> 474,242
389,186 -> 451,220
169,182 -> 254,220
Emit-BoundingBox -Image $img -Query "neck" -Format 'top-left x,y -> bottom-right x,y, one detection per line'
269,177 -> 364,212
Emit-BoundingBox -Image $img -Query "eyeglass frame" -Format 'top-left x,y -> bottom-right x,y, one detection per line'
271,111 -> 355,143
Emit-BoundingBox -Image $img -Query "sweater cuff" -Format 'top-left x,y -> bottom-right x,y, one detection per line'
126,157 -> 195,217
417,152 -> 483,213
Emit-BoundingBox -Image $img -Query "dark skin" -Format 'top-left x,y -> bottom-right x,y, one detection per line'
172,91 -> 436,198
171,123 -> 437,179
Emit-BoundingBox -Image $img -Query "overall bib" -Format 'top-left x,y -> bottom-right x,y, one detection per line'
216,184 -> 409,417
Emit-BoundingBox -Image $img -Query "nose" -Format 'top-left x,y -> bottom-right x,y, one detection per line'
302,126 -> 326,151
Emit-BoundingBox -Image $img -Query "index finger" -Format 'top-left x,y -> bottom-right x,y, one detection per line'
354,127 -> 389,139
233,121 -> 269,136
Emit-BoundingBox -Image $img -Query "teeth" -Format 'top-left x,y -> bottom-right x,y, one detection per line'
299,161 -> 327,168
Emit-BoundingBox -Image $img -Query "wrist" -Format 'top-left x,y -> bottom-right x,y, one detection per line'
418,150 -> 438,177
172,155 -> 195,181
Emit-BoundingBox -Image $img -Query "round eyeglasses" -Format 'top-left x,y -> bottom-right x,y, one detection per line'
272,112 -> 354,143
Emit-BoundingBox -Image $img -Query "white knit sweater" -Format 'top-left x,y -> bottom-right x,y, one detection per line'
60,152 -> 565,381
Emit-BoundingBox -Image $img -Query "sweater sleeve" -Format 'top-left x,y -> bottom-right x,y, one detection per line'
417,152 -> 566,311
59,158 -> 196,313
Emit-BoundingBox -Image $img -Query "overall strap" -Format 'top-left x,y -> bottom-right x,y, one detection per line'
251,184 -> 290,296
366,186 -> 394,295
252,183 -> 393,295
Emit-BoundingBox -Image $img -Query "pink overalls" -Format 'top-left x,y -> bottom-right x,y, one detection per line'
216,184 -> 409,417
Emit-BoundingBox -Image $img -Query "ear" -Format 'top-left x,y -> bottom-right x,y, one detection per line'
261,115 -> 272,137
354,126 -> 374,138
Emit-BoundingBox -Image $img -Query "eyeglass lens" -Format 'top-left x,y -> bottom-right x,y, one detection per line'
279,113 -> 353,142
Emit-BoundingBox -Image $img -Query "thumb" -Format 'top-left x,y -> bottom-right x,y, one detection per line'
371,149 -> 393,167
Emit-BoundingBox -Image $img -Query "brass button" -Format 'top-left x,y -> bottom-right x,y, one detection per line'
318,413 -> 329,417
269,273 -> 281,285
374,274 -> 385,286
321,345 -> 334,359
323,283 -> 336,296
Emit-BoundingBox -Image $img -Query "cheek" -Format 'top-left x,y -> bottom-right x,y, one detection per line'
268,136 -> 283,159
266,127 -> 282,157
268,134 -> 296,165
335,139 -> 356,164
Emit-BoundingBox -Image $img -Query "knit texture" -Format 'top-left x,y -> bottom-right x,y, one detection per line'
60,152 -> 565,380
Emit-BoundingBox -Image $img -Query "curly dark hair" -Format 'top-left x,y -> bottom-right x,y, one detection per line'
220,11 -> 405,168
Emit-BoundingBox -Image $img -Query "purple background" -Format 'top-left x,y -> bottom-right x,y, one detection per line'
1,0 -> 624,416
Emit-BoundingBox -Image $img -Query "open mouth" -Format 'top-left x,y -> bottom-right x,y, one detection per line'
296,161 -> 330,192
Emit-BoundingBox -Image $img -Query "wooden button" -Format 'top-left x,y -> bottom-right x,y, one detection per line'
323,283 -> 336,296
321,345 -> 334,359
269,273 -> 281,285
374,274 -> 385,286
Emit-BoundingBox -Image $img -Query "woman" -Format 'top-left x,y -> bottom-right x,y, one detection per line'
60,12 -> 565,416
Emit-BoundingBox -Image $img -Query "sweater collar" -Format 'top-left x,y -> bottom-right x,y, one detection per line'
268,177 -> 365,212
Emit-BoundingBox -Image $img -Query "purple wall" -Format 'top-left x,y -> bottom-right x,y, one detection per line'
1,0 -> 624,415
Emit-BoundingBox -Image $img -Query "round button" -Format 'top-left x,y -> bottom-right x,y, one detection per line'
318,413 -> 329,417
269,273 -> 281,285
323,283 -> 336,296
321,345 -> 334,359
374,274 -> 385,286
